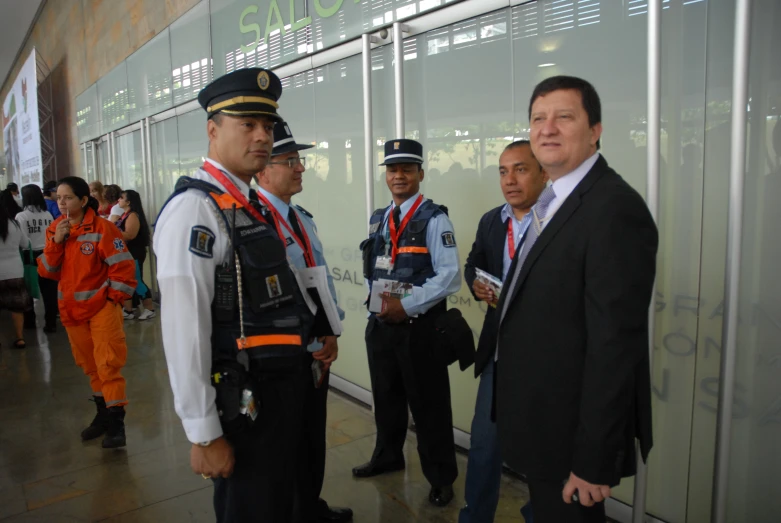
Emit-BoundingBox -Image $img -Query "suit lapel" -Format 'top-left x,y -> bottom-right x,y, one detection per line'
490,210 -> 508,276
499,157 -> 608,323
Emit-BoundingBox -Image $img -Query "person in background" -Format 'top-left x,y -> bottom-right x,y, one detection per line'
115,190 -> 156,321
0,198 -> 32,348
255,121 -> 351,523
7,182 -> 22,207
16,184 -> 57,333
39,176 -> 137,449
43,181 -> 61,219
354,139 -> 460,508
1,188 -> 23,217
90,181 -> 111,217
104,185 -> 123,223
460,140 -> 547,523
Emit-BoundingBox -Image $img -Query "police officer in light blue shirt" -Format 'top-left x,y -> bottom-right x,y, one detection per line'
254,122 -> 352,523
353,139 -> 461,508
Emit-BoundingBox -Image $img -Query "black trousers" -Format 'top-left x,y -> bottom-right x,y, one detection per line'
23,250 -> 57,329
365,312 -> 458,488
527,479 -> 606,523
293,355 -> 330,523
213,354 -> 310,523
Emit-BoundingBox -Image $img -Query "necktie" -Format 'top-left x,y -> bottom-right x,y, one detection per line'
288,207 -> 305,244
500,185 -> 557,323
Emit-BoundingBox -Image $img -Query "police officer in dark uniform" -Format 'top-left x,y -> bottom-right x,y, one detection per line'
154,68 -> 315,522
353,139 -> 461,507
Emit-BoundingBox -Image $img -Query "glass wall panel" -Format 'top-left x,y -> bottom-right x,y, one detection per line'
171,1 -> 212,106
402,9 -> 512,432
97,63 -> 130,134
114,130 -> 144,191
126,29 -> 173,122
76,85 -> 100,142
97,140 -> 112,186
726,1 -> 781,521
84,142 -> 96,181
281,53 -> 371,389
149,118 -> 181,219
177,110 -> 208,177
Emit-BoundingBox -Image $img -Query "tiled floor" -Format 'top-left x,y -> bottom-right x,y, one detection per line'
0,303 -> 530,522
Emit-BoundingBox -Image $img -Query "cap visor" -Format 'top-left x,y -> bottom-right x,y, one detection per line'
272,143 -> 315,156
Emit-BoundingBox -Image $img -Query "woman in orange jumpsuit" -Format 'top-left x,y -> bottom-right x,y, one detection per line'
38,176 -> 137,448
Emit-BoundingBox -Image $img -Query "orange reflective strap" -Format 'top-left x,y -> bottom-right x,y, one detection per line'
210,192 -> 243,211
237,334 -> 303,350
397,246 -> 429,254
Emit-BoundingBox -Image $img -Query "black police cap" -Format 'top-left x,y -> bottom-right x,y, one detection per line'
272,122 -> 314,156
197,68 -> 283,121
380,139 -> 424,166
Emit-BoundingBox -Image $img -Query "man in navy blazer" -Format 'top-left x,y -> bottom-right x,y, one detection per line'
460,140 -> 547,523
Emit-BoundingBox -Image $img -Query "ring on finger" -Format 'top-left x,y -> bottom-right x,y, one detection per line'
201,474 -> 211,480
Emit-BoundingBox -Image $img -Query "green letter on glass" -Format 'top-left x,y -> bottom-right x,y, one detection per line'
290,0 -> 312,32
264,0 -> 286,45
239,6 -> 261,54
314,0 -> 344,18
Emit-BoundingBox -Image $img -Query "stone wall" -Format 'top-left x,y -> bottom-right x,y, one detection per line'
0,0 -> 201,181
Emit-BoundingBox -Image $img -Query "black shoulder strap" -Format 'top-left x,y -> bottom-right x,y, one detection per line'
155,176 -> 228,230
294,204 -> 313,218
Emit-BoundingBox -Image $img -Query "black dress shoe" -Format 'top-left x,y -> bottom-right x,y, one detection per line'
319,505 -> 353,522
351,460 -> 405,478
428,485 -> 454,507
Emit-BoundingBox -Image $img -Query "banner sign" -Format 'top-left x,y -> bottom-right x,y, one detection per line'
3,50 -> 42,187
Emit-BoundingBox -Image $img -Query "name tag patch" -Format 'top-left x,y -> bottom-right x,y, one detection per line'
441,231 -> 456,247
189,225 -> 216,258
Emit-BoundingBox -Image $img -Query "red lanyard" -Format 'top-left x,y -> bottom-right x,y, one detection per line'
202,161 -> 305,258
254,190 -> 316,268
388,194 -> 424,265
507,218 -> 516,259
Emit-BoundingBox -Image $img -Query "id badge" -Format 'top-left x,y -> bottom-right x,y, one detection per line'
375,255 -> 392,271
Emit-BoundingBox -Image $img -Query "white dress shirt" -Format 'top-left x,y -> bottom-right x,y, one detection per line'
154,158 -> 249,444
500,204 -> 533,281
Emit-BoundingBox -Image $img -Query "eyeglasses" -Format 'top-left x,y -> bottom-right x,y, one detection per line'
268,157 -> 306,169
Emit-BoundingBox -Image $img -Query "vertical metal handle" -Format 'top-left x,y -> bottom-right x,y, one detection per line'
712,1 -> 752,522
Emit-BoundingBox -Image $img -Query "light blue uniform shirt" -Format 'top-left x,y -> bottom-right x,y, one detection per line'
375,192 -> 462,317
500,203 -> 533,281
257,187 -> 345,352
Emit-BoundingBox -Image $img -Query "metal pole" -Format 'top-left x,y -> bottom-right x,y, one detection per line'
362,34 -> 376,229
393,23 -> 404,138
82,145 -> 88,180
712,1 -> 752,521
632,1 -> 661,521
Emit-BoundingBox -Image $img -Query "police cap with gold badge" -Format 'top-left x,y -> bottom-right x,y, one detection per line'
197,67 -> 283,121
379,138 -> 424,166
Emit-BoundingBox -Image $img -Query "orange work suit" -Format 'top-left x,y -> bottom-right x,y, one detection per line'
39,207 -> 137,407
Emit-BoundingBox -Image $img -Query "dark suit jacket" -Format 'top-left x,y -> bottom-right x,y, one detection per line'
464,205 -> 507,377
495,156 -> 657,487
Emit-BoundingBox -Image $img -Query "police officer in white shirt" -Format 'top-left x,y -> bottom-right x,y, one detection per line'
155,68 -> 315,522
353,139 -> 461,507
254,122 -> 352,522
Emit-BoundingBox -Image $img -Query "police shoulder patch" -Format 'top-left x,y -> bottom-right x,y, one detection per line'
189,225 -> 216,258
441,231 -> 456,248
369,222 -> 380,234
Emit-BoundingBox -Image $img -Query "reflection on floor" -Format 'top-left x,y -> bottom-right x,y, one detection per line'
0,305 -> 530,522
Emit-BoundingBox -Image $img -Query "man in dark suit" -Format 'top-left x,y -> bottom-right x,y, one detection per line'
495,76 -> 658,523
460,140 -> 547,523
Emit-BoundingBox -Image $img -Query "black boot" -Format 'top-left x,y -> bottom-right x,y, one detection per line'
102,406 -> 126,449
81,396 -> 110,441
